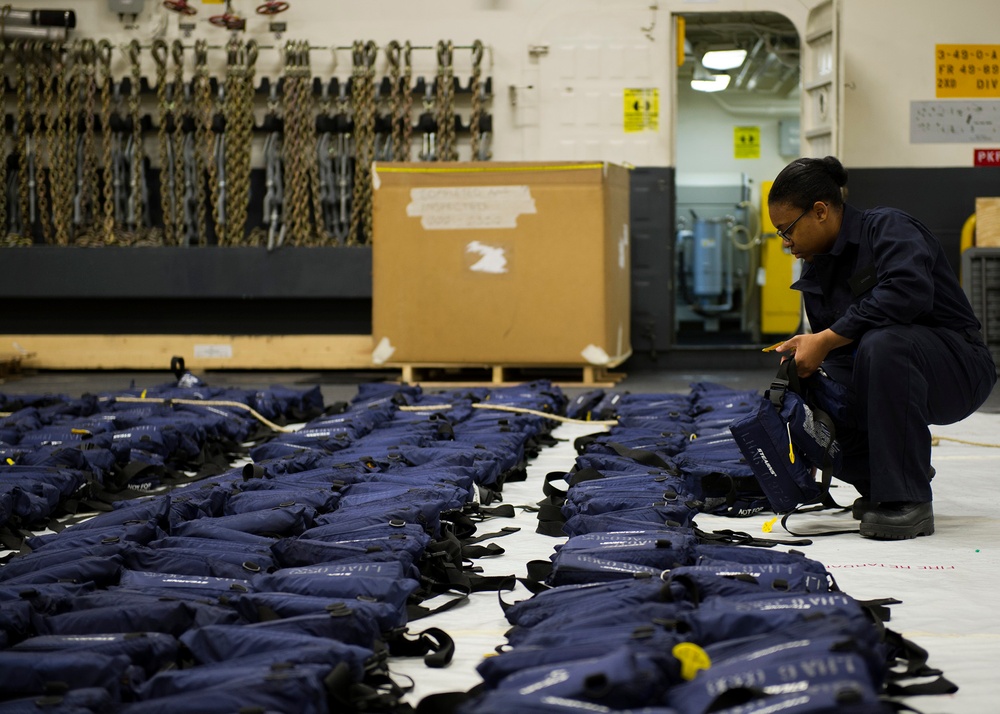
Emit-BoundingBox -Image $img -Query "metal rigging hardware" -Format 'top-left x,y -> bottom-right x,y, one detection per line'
223,36 -> 257,245
435,39 -> 457,161
72,39 -> 99,240
470,39 -> 491,161
348,39 -> 376,245
282,39 -> 322,246
97,38 -> 116,243
385,39 -> 414,162
0,38 -> 7,240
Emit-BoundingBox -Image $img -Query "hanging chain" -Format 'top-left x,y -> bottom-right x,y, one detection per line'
193,39 -> 213,246
15,41 -> 31,240
97,39 -> 116,243
1,39 -> 31,247
41,41 -> 65,245
348,40 -> 377,245
170,40 -> 186,245
385,40 -> 415,162
282,39 -> 310,245
126,39 -> 145,240
76,40 -> 99,240
435,40 -> 457,162
470,39 -> 485,161
34,43 -> 52,243
153,39 -> 175,245
386,40 -> 403,161
0,39 -> 7,239
223,37 -> 257,246
399,41 -> 413,161
302,46 -> 330,246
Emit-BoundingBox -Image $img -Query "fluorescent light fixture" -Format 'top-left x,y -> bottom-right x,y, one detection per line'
701,48 -> 747,71
690,73 -> 731,93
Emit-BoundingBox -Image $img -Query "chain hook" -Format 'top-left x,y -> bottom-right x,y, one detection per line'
127,38 -> 141,67
351,39 -> 364,71
471,39 -> 484,67
386,40 -> 400,70
151,38 -> 168,71
245,38 -> 259,67
436,39 -> 452,69
363,40 -> 377,69
171,38 -> 184,67
79,37 -> 97,66
194,38 -> 208,67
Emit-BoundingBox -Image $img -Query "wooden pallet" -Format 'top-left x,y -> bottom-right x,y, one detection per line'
0,335 -> 377,371
396,363 -> 626,388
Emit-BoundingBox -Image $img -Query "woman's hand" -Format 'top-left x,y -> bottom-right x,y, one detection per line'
776,329 -> 852,377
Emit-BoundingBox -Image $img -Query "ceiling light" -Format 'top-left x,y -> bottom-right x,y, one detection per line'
690,73 -> 731,93
702,48 -> 747,71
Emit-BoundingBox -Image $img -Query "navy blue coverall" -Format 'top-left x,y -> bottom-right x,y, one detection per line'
791,204 -> 996,503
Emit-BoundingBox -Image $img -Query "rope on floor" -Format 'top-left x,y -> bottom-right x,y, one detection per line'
400,402 -> 618,427
101,396 -> 295,433
931,434 -> 1000,448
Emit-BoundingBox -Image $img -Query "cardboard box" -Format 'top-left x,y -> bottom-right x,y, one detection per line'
976,197 -> 1000,248
371,162 -> 631,366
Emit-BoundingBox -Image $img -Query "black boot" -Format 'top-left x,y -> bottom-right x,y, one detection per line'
851,467 -> 935,520
860,502 -> 934,540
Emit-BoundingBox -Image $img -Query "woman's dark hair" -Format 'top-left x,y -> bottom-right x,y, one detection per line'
768,155 -> 847,210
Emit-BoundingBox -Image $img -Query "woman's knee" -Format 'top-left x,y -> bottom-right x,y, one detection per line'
855,325 -> 911,364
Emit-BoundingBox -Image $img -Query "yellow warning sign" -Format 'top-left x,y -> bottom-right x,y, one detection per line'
624,88 -> 659,133
936,44 -> 1000,98
734,126 -> 761,159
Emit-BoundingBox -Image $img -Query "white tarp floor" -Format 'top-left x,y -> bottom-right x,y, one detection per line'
390,411 -> 1000,714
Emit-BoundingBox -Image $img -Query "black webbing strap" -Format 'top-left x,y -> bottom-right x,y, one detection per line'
406,583 -> 470,623
461,525 -> 520,545
884,675 -> 959,697
779,503 -> 859,538
695,527 -> 813,548
414,690 -> 475,714
567,466 -> 607,486
541,471 -> 569,502
534,501 -> 568,537
387,627 -> 456,668
460,542 -> 505,559
603,442 -> 675,471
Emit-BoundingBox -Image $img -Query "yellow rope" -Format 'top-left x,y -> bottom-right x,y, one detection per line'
931,434 -> 1000,448
100,396 -> 294,433
399,402 -> 617,426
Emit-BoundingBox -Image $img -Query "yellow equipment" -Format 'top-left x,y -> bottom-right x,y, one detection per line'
758,180 -> 802,335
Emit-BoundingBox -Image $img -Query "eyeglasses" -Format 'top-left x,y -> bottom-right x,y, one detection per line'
776,207 -> 811,242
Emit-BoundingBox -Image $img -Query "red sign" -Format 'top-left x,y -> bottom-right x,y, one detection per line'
974,149 -> 1000,166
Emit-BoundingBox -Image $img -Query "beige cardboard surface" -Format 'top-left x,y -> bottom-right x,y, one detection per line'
975,197 -> 1000,247
371,162 -> 631,366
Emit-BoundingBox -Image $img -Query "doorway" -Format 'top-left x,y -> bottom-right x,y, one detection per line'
673,11 -> 802,347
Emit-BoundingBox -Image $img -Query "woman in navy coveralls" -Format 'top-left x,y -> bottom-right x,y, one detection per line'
768,156 -> 996,539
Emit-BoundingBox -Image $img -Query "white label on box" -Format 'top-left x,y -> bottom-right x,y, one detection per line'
193,344 -> 233,359
619,224 -> 630,270
371,337 -> 396,365
407,186 -> 537,230
581,344 -> 610,365
466,241 -> 508,274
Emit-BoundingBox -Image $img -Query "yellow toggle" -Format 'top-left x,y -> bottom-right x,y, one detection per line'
672,642 -> 711,681
787,422 -> 795,463
141,389 -> 147,399
763,516 -> 778,533
5,458 -> 14,465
